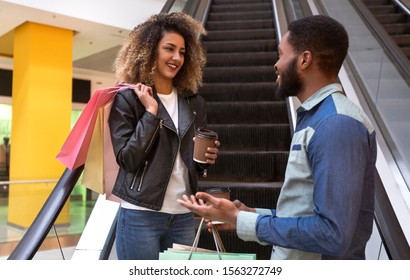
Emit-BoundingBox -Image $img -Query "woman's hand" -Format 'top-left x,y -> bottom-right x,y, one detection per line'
205,140 -> 220,164
133,83 -> 158,115
193,138 -> 220,165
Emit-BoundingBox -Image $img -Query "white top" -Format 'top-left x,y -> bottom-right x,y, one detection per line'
121,90 -> 191,214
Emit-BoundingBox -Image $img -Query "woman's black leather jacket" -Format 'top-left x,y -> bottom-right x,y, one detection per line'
108,88 -> 209,210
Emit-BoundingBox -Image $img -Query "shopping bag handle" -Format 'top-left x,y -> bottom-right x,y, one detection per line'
188,218 -> 225,260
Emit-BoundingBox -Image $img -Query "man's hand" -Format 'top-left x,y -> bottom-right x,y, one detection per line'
232,199 -> 256,213
178,192 -> 240,226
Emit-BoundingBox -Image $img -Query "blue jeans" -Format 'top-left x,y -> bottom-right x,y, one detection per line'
115,208 -> 195,260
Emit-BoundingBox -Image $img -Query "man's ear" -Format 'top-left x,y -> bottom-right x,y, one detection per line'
300,51 -> 312,69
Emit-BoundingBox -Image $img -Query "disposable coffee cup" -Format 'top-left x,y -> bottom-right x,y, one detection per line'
206,187 -> 230,224
193,128 -> 218,163
206,187 -> 230,200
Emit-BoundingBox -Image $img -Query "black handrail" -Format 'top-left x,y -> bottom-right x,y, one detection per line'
99,210 -> 119,260
7,165 -> 84,260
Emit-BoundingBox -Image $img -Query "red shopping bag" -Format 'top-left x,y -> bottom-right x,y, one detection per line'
56,84 -> 134,170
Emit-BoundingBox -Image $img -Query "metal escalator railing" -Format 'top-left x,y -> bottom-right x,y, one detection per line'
7,166 -> 84,260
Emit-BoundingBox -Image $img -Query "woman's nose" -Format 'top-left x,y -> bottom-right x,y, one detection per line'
172,52 -> 181,60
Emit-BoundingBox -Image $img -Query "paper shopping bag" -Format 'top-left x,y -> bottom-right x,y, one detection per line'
102,99 -> 120,201
56,84 -> 134,170
159,250 -> 256,260
82,99 -> 120,202
169,243 -> 215,253
159,218 -> 256,260
81,107 -> 104,194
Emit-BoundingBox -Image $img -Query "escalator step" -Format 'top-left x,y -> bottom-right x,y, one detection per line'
203,151 -> 288,182
210,2 -> 271,13
206,19 -> 274,31
206,124 -> 291,151
212,0 -> 271,6
208,11 -> 273,21
206,101 -> 288,124
198,82 -> 277,102
204,66 -> 276,83
204,28 -> 276,41
206,52 -> 277,67
203,39 -> 276,53
383,23 -> 410,35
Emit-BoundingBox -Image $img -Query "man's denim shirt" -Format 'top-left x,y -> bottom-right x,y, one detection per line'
236,83 -> 377,259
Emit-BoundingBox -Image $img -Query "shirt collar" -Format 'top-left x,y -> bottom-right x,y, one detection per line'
297,83 -> 343,112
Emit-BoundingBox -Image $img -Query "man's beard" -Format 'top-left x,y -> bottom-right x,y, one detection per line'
275,57 -> 303,100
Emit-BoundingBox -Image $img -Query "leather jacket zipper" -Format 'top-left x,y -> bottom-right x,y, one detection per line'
133,119 -> 161,190
137,161 -> 148,191
145,119 -> 163,153
130,160 -> 148,190
130,173 -> 138,190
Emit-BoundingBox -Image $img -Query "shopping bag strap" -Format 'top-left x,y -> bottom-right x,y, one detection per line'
188,218 -> 225,260
212,225 -> 226,252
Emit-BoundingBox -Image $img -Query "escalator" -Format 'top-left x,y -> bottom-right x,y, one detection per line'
196,0 -> 291,260
8,0 -> 410,261
357,0 -> 410,260
362,0 -> 410,60
352,0 -> 410,260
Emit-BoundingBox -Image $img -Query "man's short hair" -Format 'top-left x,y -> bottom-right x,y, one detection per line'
287,15 -> 349,76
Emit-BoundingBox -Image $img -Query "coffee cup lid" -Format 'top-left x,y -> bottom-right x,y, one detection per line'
206,187 -> 230,194
196,128 -> 218,139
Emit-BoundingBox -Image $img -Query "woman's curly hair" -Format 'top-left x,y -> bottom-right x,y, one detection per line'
114,12 -> 206,94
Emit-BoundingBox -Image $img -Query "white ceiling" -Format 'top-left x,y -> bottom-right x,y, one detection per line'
0,0 -> 167,73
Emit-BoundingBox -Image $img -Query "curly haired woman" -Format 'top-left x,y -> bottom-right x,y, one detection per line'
108,12 -> 220,260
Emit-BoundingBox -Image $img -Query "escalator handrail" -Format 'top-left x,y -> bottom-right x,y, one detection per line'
7,165 -> 84,260
395,0 -> 410,16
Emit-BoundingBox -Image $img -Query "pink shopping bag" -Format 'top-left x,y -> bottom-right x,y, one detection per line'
56,84 -> 134,170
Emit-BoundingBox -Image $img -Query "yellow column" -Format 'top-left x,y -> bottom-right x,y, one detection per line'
8,22 -> 73,228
